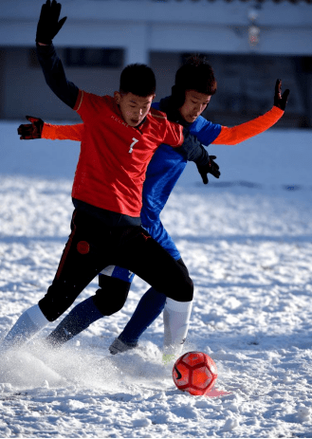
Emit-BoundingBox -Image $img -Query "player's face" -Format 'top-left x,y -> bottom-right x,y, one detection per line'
179,90 -> 211,123
115,92 -> 155,127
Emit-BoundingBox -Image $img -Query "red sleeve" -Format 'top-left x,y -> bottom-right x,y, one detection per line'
163,119 -> 184,147
150,108 -> 184,147
41,123 -> 84,141
212,106 -> 284,145
73,89 -> 84,113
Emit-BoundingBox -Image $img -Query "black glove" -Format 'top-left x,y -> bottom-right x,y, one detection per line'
196,155 -> 220,185
17,116 -> 44,139
36,0 -> 67,45
274,79 -> 290,111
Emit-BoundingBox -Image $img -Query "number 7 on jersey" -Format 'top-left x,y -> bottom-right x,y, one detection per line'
129,137 -> 139,153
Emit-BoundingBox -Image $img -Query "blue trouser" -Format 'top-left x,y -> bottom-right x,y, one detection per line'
118,288 -> 166,345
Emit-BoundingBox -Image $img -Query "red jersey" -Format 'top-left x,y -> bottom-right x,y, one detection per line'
71,92 -> 184,218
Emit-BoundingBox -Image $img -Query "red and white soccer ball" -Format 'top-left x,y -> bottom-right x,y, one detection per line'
172,351 -> 218,396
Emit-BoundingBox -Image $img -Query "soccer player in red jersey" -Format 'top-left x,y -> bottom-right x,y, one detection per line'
2,1 -> 217,355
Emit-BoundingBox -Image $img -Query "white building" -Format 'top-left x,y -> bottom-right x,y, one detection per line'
0,0 -> 312,126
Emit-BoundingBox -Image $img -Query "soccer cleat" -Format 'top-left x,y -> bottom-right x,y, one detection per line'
109,337 -> 138,355
162,353 -> 176,365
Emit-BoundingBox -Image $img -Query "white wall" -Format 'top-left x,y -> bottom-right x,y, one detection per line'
0,0 -> 311,62
0,0 -> 311,123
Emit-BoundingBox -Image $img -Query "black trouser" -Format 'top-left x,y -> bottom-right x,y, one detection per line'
39,209 -> 193,322
93,257 -> 189,316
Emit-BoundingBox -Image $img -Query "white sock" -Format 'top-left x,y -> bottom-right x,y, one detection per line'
2,304 -> 49,349
26,304 -> 49,328
163,298 -> 193,356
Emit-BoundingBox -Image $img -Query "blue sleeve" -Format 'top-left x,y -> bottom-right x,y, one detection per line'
143,219 -> 181,260
36,43 -> 79,109
189,116 -> 222,146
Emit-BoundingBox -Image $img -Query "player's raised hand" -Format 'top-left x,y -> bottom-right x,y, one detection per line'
17,116 -> 44,139
36,0 -> 67,45
274,79 -> 290,111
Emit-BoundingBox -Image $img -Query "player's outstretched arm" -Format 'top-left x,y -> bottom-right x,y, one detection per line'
17,116 -> 83,141
36,1 -> 79,109
212,79 -> 290,145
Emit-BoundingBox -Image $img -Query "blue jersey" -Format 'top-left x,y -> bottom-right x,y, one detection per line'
140,101 -> 221,260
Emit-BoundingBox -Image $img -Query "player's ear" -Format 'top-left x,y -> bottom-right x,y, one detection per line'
114,91 -> 121,105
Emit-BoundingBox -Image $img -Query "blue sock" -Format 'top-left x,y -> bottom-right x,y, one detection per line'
119,288 -> 166,345
46,297 -> 103,346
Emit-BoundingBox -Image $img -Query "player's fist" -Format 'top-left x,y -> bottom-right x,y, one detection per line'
274,79 -> 290,111
17,116 -> 44,139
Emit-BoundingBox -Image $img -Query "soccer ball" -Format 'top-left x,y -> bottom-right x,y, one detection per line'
172,351 -> 218,396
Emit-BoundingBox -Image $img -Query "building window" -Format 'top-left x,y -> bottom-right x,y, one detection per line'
64,48 -> 124,68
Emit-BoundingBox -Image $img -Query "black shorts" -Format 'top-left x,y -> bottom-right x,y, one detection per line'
39,209 -> 193,321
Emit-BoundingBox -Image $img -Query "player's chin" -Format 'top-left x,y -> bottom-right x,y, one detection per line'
129,119 -> 141,127
186,115 -> 197,123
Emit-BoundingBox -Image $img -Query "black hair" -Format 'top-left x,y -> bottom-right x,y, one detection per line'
119,63 -> 156,97
172,55 -> 217,107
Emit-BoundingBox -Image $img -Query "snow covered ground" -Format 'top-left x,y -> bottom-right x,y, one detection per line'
0,120 -> 311,438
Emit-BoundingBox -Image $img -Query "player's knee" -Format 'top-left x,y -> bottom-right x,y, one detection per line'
94,276 -> 131,316
174,265 -> 194,301
176,258 -> 194,301
38,281 -> 78,322
157,269 -> 193,302
182,276 -> 194,301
